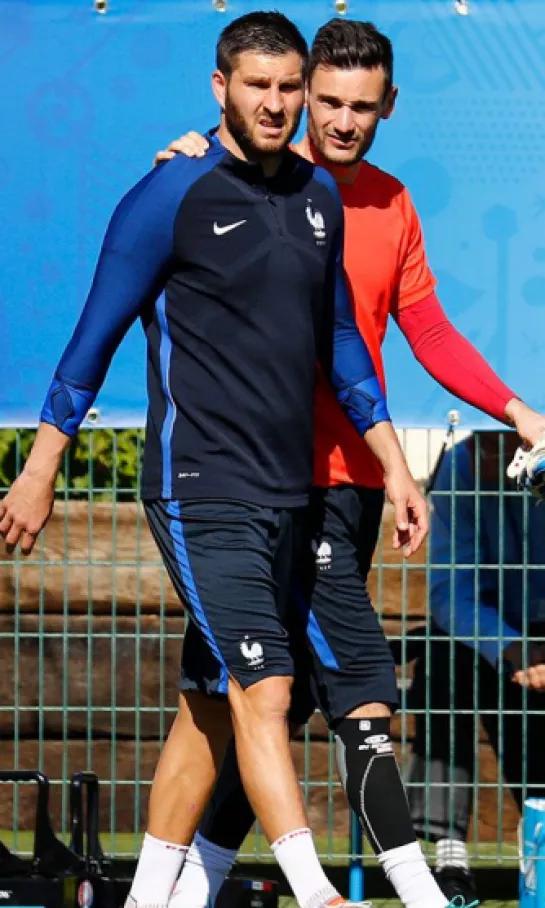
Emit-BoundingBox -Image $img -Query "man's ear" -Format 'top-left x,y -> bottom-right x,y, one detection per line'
212,69 -> 227,109
381,85 -> 398,121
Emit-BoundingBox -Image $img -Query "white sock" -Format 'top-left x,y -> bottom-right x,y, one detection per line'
378,842 -> 448,908
435,837 -> 470,873
169,832 -> 237,907
127,832 -> 188,907
271,828 -> 339,908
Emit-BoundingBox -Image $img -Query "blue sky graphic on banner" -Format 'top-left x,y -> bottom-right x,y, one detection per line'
1,0 -> 545,428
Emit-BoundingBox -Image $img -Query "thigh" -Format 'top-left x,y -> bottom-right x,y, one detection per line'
181,619 -> 229,699
297,485 -> 398,727
271,506 -> 306,623
145,498 -> 294,693
270,507 -> 318,724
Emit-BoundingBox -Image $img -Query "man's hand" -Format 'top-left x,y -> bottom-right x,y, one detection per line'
503,640 -> 545,691
384,466 -> 429,557
505,398 -> 545,448
363,422 -> 429,556
154,132 -> 210,167
512,665 -> 545,691
0,423 -> 70,555
0,472 -> 55,555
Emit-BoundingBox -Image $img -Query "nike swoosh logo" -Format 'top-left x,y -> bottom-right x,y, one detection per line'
213,219 -> 247,235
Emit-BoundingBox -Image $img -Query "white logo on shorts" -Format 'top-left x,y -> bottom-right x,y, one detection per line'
312,539 -> 332,570
240,637 -> 265,669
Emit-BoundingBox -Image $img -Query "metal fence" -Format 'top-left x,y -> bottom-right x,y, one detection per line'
0,427 -> 542,871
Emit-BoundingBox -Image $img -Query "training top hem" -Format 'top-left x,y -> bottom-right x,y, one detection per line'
140,481 -> 309,508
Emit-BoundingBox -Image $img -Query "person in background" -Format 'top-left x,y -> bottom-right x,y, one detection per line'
407,431 -> 545,904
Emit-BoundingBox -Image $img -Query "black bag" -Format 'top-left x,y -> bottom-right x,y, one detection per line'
69,772 -> 130,908
0,770 -> 82,908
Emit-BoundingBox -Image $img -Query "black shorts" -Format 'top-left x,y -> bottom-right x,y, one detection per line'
144,498 -> 310,694
296,485 -> 399,726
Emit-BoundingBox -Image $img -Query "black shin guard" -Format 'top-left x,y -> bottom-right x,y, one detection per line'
335,717 -> 417,854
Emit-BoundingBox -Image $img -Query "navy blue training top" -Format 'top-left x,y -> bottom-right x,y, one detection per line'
41,134 -> 390,506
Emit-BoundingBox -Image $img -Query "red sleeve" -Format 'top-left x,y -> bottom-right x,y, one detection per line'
392,188 -> 436,314
395,292 -> 516,423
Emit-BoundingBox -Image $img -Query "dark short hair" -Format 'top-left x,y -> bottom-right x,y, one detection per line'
309,18 -> 393,93
216,11 -> 308,79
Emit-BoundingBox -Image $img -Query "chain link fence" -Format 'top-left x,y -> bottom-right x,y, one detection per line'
0,427 -> 542,871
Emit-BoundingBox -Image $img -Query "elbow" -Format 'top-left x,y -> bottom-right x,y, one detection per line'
410,324 -> 450,363
336,376 -> 390,435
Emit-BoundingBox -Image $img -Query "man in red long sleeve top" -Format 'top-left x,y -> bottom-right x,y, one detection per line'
137,18 -> 543,908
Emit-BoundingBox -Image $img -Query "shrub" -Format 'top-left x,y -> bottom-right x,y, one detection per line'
0,429 -> 144,497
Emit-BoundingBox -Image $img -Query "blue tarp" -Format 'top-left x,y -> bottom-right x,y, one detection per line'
2,0 -> 545,428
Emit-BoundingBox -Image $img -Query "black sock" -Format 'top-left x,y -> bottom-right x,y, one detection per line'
199,737 -> 256,850
335,716 -> 417,854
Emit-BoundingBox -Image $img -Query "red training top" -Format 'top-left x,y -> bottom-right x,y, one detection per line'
309,155 -> 514,488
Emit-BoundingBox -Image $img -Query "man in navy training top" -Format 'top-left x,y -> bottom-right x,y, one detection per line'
0,12 -> 427,908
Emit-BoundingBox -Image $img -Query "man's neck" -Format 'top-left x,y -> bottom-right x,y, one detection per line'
295,135 -> 362,185
217,122 -> 282,178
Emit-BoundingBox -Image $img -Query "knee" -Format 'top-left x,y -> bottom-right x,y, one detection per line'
229,675 -> 293,725
175,691 -> 232,738
345,702 -> 392,720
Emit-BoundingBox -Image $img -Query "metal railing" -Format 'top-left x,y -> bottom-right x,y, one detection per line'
0,427 -> 542,872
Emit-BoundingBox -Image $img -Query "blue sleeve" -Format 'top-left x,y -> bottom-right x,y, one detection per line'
430,444 -> 520,666
40,156 -> 205,436
315,169 -> 390,435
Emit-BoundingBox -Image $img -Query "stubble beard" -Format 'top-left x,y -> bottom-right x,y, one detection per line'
307,114 -> 378,167
224,90 -> 302,160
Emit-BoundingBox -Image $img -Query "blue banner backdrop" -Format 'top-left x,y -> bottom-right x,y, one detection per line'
1,0 -> 545,428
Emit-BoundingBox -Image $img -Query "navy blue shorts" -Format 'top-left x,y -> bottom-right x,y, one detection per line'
146,488 -> 397,726
144,498 -> 313,698
297,485 -> 399,726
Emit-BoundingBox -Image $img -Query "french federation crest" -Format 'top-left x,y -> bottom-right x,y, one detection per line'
305,200 -> 326,242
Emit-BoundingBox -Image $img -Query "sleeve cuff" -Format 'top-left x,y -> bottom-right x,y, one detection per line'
335,376 -> 390,435
40,377 -> 96,437
481,631 -> 520,668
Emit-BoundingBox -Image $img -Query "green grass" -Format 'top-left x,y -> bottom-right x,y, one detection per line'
1,829 -> 520,868
1,832 -> 519,906
2,830 -> 520,905
1,828 -> 520,865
